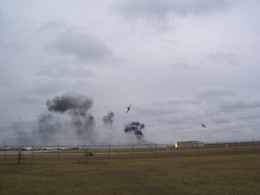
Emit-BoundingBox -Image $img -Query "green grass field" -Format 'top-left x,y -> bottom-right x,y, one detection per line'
0,153 -> 260,195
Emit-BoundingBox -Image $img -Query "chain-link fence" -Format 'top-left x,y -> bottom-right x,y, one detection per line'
1,140 -> 260,163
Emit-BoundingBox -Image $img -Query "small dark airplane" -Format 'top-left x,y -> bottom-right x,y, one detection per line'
126,104 -> 131,113
201,123 -> 207,128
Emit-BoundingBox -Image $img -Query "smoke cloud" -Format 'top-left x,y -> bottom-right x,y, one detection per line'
46,93 -> 95,144
9,93 -> 149,145
124,121 -> 145,142
102,112 -> 115,126
46,94 -> 93,115
36,113 -> 61,144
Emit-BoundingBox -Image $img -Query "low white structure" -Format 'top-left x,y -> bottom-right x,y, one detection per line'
175,140 -> 204,148
24,147 -> 33,151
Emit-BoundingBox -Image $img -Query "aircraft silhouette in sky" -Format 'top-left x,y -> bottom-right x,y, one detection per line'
201,123 -> 207,128
126,104 -> 131,113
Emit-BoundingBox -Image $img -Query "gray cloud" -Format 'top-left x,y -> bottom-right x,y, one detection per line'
218,98 -> 260,113
0,40 -> 21,50
0,2 -> 4,27
49,32 -> 112,63
166,97 -> 201,106
198,87 -> 260,112
208,52 -> 239,66
19,95 -> 43,105
198,87 -> 235,99
37,20 -> 66,33
115,0 -> 234,20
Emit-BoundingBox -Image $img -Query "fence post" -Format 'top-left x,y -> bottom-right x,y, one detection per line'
155,143 -> 158,158
31,144 -> 34,161
109,144 -> 111,160
83,144 -> 85,160
235,140 -> 237,153
217,140 -> 219,155
132,145 -> 135,159
4,142 -> 7,160
57,144 -> 60,160
172,145 -> 175,158
18,150 -> 22,164
252,139 -> 255,152
170,145 -> 173,158
85,148 -> 88,163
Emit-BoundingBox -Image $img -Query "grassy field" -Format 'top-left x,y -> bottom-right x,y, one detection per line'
0,153 -> 260,195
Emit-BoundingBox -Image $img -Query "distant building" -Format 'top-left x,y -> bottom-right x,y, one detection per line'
175,140 -> 204,148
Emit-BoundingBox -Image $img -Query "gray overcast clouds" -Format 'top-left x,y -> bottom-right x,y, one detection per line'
0,0 -> 260,145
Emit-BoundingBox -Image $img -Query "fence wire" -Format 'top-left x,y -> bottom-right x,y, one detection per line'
1,140 -> 260,162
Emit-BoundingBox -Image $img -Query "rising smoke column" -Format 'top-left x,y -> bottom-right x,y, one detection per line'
102,111 -> 115,144
36,113 -> 61,144
102,112 -> 114,126
124,121 -> 145,142
46,93 -> 95,144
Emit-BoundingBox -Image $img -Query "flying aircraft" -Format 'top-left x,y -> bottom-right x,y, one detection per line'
201,123 -> 207,128
126,104 -> 131,113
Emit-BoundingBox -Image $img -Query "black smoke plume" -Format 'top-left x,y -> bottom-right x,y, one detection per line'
46,94 -> 93,115
124,121 -> 145,141
46,93 -> 95,144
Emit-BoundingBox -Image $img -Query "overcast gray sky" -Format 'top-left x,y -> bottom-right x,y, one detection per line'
1,0 -> 260,145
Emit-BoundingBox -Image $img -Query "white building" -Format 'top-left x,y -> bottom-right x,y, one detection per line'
175,140 -> 204,148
